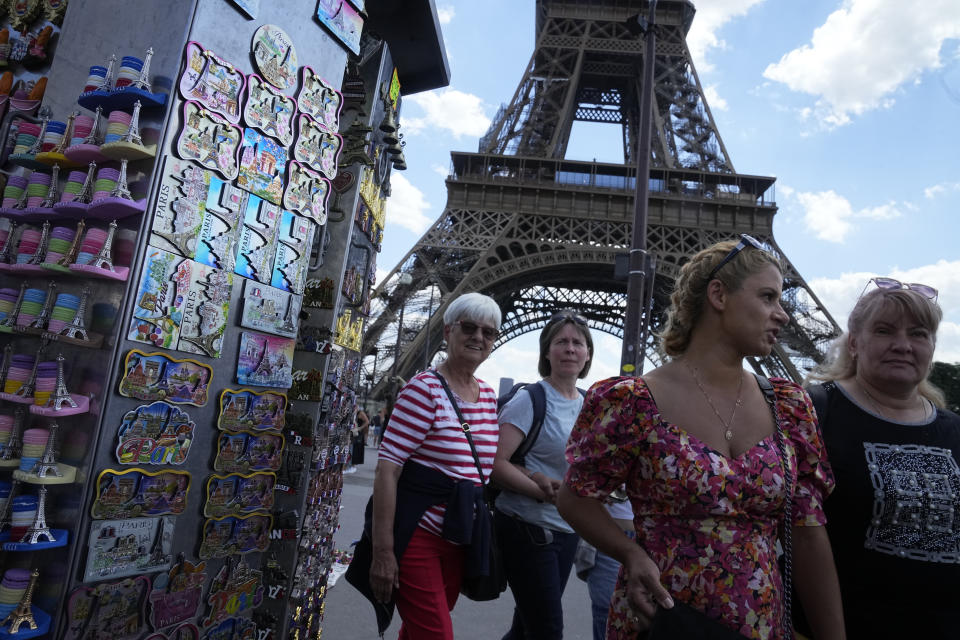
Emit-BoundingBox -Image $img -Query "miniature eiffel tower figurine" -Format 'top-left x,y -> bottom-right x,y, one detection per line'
81,107 -> 104,146
0,220 -> 17,264
90,220 -> 117,270
30,422 -> 61,478
0,283 -> 27,328
0,479 -> 21,530
26,114 -> 49,156
45,353 -> 78,410
96,54 -> 117,92
20,486 -> 55,543
13,347 -> 43,399
56,220 -> 85,267
28,281 -> 56,329
39,165 -> 61,208
147,514 -> 168,566
131,47 -> 154,92
121,101 -> 143,146
0,408 -> 26,463
278,295 -> 297,335
26,223 -> 51,265
1,567 -> 40,633
51,113 -> 76,155
59,285 -> 90,341
12,177 -> 29,210
74,162 -> 97,204
0,344 -> 12,389
109,158 -> 132,200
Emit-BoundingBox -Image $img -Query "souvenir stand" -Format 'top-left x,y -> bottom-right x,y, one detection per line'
0,0 -> 446,637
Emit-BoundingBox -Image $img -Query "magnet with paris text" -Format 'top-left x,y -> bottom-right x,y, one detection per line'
237,331 -> 295,388
243,73 -> 295,146
204,471 -> 276,518
251,24 -> 298,91
218,387 -> 287,432
284,159 -> 329,225
149,554 -> 207,630
270,210 -> 314,293
302,276 -> 336,308
83,516 -> 175,583
65,575 -> 151,640
145,623 -> 200,640
298,66 -> 343,131
234,194 -> 281,283
177,265 -> 233,358
127,246 -> 184,349
198,514 -> 273,559
214,430 -> 284,474
179,41 -> 246,124
201,618 -> 255,640
240,280 -> 301,338
91,467 -> 191,519
193,176 -> 246,271
115,401 -> 196,465
237,127 -> 287,205
293,113 -> 342,179
177,101 -> 241,180
118,349 -> 213,406
290,368 -> 324,402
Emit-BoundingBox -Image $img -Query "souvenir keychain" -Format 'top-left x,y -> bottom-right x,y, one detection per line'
217,388 -> 286,432
84,516 -> 175,582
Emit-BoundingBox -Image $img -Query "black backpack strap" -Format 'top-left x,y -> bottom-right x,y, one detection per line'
805,381 -> 835,426
511,382 -> 547,464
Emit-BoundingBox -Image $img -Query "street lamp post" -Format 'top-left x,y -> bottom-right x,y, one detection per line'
620,0 -> 658,376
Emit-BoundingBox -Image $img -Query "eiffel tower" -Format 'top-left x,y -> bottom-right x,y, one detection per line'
364,0 -> 840,390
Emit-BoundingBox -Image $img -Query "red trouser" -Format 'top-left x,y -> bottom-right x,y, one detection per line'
395,527 -> 465,640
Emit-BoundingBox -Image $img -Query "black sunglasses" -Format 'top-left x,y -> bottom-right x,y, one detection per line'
708,234 -> 773,281
862,277 -> 938,301
548,311 -> 588,326
456,320 -> 498,341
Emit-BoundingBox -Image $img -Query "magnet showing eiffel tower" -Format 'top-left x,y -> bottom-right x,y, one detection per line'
365,0 -> 841,393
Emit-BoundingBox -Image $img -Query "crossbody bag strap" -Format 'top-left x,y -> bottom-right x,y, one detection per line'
433,370 -> 487,486
754,374 -> 793,634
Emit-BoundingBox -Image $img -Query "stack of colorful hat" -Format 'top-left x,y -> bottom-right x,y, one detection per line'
103,110 -> 131,144
92,167 -> 119,200
60,170 -> 88,203
19,427 -> 47,470
8,497 -> 36,542
114,56 -> 143,89
14,288 -> 45,326
42,226 -> 74,264
24,171 -> 51,207
14,229 -> 41,264
40,120 -> 66,152
83,64 -> 108,93
74,226 -> 108,265
46,292 -> 78,335
3,353 -> 35,393
2,174 -> 27,207
11,122 -> 40,155
70,114 -> 94,146
0,288 -> 19,320
114,228 -> 136,266
0,568 -> 31,615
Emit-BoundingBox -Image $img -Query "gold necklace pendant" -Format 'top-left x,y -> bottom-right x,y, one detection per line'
686,362 -> 743,442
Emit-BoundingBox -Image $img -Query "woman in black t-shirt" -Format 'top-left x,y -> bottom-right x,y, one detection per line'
808,278 -> 959,639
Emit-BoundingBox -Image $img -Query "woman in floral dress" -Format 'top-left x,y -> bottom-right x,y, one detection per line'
557,236 -> 846,639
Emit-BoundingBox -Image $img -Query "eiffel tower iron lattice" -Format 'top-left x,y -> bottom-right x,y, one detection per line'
364,0 -> 840,393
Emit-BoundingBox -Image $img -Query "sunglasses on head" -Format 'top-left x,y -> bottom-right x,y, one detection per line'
864,277 -> 938,301
456,320 -> 499,341
708,234 -> 774,281
548,311 -> 588,326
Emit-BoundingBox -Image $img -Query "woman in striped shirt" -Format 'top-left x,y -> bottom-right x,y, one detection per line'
369,292 -> 501,639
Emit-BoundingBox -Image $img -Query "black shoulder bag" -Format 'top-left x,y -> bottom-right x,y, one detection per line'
434,370 -> 507,601
647,375 -> 793,640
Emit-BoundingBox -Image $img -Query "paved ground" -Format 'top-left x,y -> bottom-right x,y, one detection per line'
321,445 -> 594,639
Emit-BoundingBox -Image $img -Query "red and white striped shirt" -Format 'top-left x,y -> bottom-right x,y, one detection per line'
379,370 -> 499,537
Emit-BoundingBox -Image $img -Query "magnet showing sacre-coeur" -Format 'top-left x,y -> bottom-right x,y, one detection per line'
251,24 -> 298,91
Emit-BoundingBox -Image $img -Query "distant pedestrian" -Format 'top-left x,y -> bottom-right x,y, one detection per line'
370,407 -> 386,447
345,408 -> 369,475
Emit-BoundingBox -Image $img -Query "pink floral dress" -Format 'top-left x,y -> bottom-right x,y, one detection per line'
564,377 -> 834,640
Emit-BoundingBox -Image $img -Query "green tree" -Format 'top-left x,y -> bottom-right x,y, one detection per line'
930,362 -> 960,413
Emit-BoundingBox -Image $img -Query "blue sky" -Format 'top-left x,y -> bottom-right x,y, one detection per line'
375,0 -> 960,388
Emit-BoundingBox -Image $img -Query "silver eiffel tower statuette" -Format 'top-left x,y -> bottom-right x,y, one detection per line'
59,285 -> 90,341
20,486 -> 55,543
0,407 -> 26,462
39,164 -> 61,208
26,223 -> 51,265
0,283 -> 27,328
121,101 -> 143,146
132,47 -> 154,92
0,344 -> 12,388
109,159 -> 132,200
56,220 -> 85,267
74,162 -> 97,204
45,353 -> 78,410
97,54 -> 116,92
90,220 -> 117,270
26,114 -> 49,156
0,478 -> 21,530
31,422 -> 61,478
81,107 -> 104,146
13,347 -> 43,399
0,220 -> 17,264
28,280 -> 56,330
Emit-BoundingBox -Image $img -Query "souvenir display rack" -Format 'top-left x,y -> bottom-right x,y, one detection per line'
0,0 -> 420,638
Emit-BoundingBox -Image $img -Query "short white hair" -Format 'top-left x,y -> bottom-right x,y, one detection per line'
443,292 -> 501,329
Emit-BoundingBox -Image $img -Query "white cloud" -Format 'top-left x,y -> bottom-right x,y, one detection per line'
386,173 -> 433,234
686,0 -> 767,72
437,5 -> 455,25
703,85 -> 728,111
403,88 -> 491,139
810,260 -> 960,362
924,181 -> 960,199
431,163 -> 449,179
763,0 -> 960,128
793,190 -> 902,242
